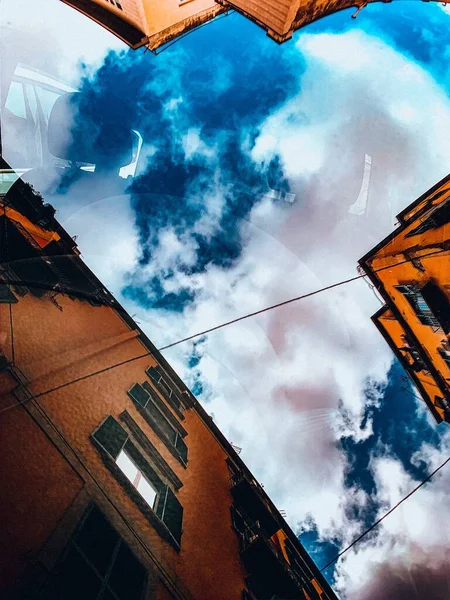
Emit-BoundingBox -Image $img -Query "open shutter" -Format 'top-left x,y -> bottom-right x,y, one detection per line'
123,442 -> 165,495
128,383 -> 150,408
421,281 -> 450,334
93,416 -> 128,460
156,486 -> 183,544
174,434 -> 188,465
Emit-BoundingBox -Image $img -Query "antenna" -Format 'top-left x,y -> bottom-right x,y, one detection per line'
230,442 -> 242,455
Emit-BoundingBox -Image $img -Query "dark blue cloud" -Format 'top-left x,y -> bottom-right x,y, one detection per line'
68,15 -> 306,311
339,360 -> 442,523
299,525 -> 341,584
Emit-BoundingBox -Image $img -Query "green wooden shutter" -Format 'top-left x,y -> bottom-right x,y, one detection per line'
93,416 -> 128,460
146,366 -> 161,384
142,382 -> 186,436
174,434 -> 188,465
127,383 -> 150,408
156,486 -> 183,544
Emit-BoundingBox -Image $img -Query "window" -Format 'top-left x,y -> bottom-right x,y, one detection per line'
406,199 -> 450,237
92,416 -> 184,546
0,281 -> 18,303
438,347 -> 450,369
116,449 -> 157,509
119,411 -> 183,491
146,365 -> 185,418
40,505 -> 146,600
435,395 -> 450,413
420,281 -> 450,334
128,383 -> 188,467
396,284 -> 442,329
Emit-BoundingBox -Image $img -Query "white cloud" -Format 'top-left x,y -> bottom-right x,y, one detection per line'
334,452 -> 450,598
1,0 -> 125,82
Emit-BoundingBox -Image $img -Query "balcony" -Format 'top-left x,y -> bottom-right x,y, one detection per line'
238,521 -> 315,600
230,471 -> 279,537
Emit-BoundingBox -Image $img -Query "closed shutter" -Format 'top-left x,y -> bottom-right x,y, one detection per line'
146,366 -> 161,384
93,416 -> 128,460
128,383 -> 150,408
156,486 -> 183,544
146,366 -> 183,413
144,400 -> 178,444
142,381 -> 186,436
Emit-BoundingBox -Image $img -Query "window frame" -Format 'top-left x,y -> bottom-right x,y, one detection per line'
39,503 -> 148,600
395,284 -> 442,330
438,347 -> 450,369
115,447 -> 158,510
91,416 -> 184,549
145,365 -> 186,420
127,383 -> 188,468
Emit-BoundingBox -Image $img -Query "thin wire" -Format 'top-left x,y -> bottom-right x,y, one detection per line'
319,454 -> 450,572
158,246 -> 449,351
0,246 -> 448,415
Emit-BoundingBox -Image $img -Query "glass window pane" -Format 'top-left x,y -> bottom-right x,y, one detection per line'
116,449 -> 139,484
53,547 -> 102,600
75,506 -> 119,576
108,543 -> 146,600
136,475 -> 157,508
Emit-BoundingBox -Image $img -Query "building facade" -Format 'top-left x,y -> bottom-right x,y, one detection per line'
0,165 -> 338,600
60,0 -> 228,51
359,174 -> 450,424
59,0 -> 450,50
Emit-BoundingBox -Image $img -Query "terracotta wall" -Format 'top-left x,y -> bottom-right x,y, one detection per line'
0,286 -> 246,599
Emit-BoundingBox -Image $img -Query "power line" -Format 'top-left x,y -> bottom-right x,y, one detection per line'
319,453 -> 450,573
158,246 -> 448,351
0,246 -> 448,415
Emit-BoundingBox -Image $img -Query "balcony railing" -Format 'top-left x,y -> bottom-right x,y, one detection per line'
230,470 -> 279,537
238,520 -> 312,598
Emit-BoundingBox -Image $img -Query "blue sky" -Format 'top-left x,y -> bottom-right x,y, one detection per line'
3,0 -> 450,597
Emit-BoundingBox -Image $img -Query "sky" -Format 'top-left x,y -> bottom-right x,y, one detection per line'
2,0 -> 450,598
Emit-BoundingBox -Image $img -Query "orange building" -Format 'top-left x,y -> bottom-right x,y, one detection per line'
359,175 -> 450,424
0,164 -> 338,600
60,0 -> 228,51
60,0 -> 450,49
